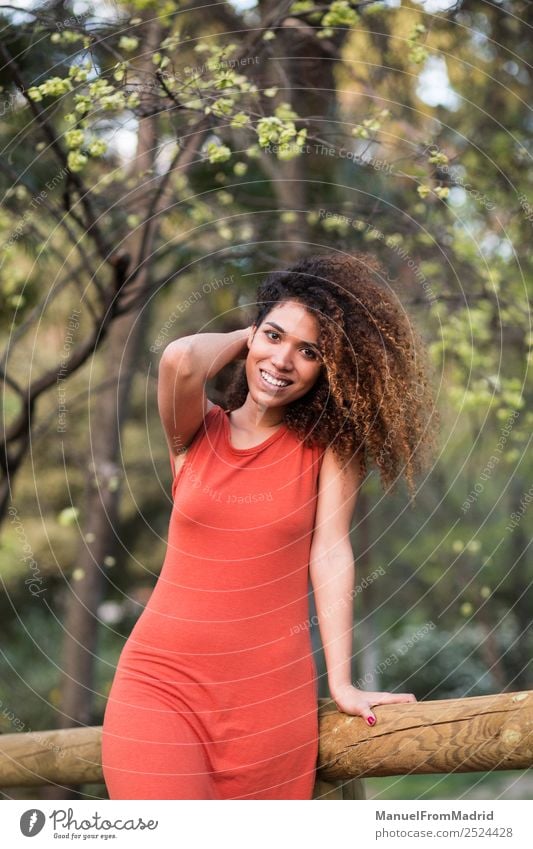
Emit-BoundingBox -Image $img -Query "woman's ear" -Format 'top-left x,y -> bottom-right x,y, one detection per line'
247,323 -> 257,349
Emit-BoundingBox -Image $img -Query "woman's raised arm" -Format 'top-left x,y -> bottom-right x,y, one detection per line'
157,327 -> 251,456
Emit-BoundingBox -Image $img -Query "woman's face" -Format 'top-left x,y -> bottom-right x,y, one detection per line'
245,300 -> 323,408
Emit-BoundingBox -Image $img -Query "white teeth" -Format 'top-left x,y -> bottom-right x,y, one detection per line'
260,369 -> 290,388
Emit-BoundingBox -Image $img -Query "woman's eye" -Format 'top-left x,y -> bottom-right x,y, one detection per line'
264,330 -> 317,358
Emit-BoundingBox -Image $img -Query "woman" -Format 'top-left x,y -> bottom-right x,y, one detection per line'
101,252 -> 438,800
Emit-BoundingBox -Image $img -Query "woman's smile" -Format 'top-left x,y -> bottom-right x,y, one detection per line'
258,368 -> 294,391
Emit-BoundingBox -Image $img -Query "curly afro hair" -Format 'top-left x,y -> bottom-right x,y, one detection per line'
226,252 -> 440,499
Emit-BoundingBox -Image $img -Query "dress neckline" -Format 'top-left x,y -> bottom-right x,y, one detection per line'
221,408 -> 288,454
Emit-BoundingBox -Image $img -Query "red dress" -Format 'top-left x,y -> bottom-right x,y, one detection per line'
101,404 -> 325,799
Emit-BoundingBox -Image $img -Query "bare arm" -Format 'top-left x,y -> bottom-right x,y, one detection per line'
158,326 -> 251,455
309,447 -> 417,725
309,448 -> 361,697
171,326 -> 252,381
312,540 -> 357,695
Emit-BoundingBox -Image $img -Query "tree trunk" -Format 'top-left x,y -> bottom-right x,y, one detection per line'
52,19 -> 163,799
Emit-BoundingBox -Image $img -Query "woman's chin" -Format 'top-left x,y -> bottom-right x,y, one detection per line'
251,390 -> 283,408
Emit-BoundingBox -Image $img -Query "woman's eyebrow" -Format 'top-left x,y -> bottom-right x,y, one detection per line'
263,321 -> 321,352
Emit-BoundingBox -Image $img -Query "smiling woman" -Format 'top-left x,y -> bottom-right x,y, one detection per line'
228,300 -> 325,434
101,251 -> 439,800
227,252 -> 439,496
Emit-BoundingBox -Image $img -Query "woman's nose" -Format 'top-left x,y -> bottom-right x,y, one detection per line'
271,345 -> 293,369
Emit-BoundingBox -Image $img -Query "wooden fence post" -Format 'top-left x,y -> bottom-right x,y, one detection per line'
0,691 -> 531,793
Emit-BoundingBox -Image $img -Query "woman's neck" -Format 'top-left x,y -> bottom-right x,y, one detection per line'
231,394 -> 285,430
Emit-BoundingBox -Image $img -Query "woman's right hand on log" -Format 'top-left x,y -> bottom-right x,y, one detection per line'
331,685 -> 417,726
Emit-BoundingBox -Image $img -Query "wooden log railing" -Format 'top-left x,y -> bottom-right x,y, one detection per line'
0,691 -> 531,795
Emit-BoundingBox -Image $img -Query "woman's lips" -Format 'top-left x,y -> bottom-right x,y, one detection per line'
258,368 -> 293,391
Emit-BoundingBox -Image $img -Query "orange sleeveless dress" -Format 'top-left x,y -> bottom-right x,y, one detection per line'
101,404 -> 326,799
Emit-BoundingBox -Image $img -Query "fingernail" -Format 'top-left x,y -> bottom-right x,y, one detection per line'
367,716 -> 376,726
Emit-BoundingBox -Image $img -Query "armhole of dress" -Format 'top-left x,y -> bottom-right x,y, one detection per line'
311,443 -> 327,493
317,444 -> 327,474
169,405 -> 221,494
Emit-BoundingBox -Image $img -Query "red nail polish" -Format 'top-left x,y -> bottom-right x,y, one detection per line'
367,716 -> 376,726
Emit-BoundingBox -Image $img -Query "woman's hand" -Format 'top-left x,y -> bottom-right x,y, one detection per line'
331,684 -> 417,726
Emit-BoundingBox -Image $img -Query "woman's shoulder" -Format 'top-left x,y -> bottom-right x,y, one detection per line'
176,400 -> 222,451
170,401 -> 223,482
194,399 -> 224,434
